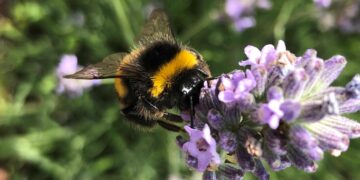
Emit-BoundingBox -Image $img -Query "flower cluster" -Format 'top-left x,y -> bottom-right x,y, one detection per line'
177,40 -> 360,179
56,54 -> 101,97
224,0 -> 272,32
316,0 -> 360,33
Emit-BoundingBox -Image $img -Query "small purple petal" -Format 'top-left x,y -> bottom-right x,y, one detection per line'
219,90 -> 236,103
320,116 -> 360,138
257,100 -> 284,129
287,145 -> 318,173
305,123 -> 350,152
282,68 -> 308,99
296,49 -> 318,67
340,99 -> 360,114
232,70 -> 246,84
319,55 -> 347,89
251,66 -> 268,97
305,146 -> 324,161
235,70 -> 256,93
280,100 -> 301,121
289,125 -> 317,150
222,76 -> 235,91
260,45 -> 277,67
302,56 -> 324,92
276,40 -> 286,52
266,86 -> 283,101
244,45 -> 261,64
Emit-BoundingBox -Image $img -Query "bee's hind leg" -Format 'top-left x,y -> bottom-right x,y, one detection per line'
163,112 -> 184,123
157,120 -> 184,132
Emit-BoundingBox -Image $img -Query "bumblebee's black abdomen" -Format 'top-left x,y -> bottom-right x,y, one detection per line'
139,41 -> 181,72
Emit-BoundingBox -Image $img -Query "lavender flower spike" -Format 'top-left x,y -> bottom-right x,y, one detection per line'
176,40 -> 360,179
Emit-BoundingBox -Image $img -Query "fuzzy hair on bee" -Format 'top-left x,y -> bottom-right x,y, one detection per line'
64,9 -> 211,132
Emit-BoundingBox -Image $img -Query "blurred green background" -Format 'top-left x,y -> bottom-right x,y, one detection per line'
0,0 -> 360,179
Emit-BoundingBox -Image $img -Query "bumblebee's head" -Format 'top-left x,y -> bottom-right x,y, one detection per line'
171,68 -> 208,110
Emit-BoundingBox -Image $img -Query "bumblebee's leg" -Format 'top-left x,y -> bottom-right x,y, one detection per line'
157,120 -> 184,132
195,69 -> 209,78
163,112 -> 183,123
122,105 -> 183,132
141,97 -> 159,111
190,96 -> 195,128
205,77 -> 217,81
205,77 -> 217,88
122,105 -> 157,128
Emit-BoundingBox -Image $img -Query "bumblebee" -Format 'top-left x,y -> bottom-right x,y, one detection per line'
64,10 -> 211,131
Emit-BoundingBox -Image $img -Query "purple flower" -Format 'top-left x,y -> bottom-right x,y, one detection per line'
225,0 -> 272,31
56,54 -> 101,97
280,100 -> 301,122
257,99 -> 284,129
314,0 -> 332,8
315,0 -> 360,33
182,124 -> 221,172
176,40 -> 360,178
218,70 -> 256,104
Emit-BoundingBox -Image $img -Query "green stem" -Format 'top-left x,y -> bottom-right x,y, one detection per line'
273,0 -> 300,40
110,0 -> 135,46
180,10 -> 215,42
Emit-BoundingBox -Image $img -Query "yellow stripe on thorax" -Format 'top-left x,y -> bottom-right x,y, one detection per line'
150,50 -> 198,97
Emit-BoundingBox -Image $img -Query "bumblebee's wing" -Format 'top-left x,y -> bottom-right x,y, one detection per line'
136,9 -> 176,46
64,53 -> 127,79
